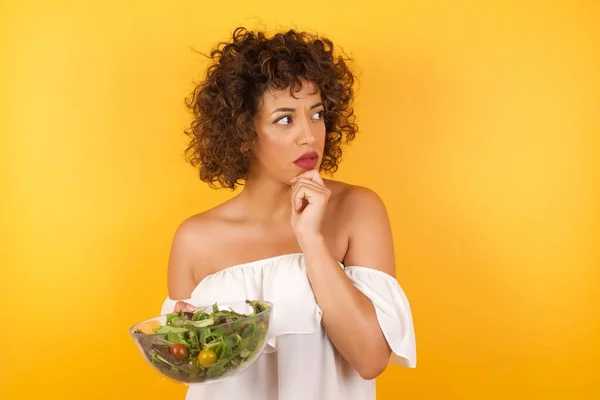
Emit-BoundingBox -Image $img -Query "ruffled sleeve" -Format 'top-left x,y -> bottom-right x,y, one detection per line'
344,266 -> 417,368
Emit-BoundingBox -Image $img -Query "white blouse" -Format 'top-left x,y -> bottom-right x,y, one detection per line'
160,253 -> 416,400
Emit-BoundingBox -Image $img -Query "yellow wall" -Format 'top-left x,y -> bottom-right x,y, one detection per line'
1,1 -> 598,399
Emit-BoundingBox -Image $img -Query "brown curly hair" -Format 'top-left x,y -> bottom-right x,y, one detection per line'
183,27 -> 358,189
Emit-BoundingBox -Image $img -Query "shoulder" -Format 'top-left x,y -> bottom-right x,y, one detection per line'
172,208 -> 221,248
167,200 -> 238,299
325,179 -> 389,219
173,196 -> 241,240
170,197 -> 241,265
325,179 -> 395,276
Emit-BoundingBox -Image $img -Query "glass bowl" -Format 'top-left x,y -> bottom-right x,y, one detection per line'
130,300 -> 272,385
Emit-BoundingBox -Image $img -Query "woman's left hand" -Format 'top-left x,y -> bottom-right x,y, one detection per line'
290,169 -> 331,243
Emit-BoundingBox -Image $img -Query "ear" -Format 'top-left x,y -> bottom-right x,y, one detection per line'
240,136 -> 257,153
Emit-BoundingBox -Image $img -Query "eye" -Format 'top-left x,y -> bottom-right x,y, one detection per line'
312,110 -> 325,120
275,115 -> 292,125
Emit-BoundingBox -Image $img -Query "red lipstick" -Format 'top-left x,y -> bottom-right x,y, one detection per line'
294,151 -> 319,170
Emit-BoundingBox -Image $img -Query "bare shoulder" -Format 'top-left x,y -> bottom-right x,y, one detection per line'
172,201 -> 231,249
324,179 -> 389,217
166,200 -> 237,299
325,179 -> 396,276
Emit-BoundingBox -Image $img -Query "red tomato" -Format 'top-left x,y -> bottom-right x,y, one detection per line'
169,343 -> 189,360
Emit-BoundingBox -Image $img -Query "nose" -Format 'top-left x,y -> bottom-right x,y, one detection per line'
296,117 -> 317,146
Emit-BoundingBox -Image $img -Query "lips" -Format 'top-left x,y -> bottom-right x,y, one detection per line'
294,151 -> 319,170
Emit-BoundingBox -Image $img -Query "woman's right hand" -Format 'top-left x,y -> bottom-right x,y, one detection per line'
173,300 -> 197,313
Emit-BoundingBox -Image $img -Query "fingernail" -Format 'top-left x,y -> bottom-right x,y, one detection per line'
185,304 -> 196,312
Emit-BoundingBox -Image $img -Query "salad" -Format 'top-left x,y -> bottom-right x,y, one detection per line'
133,300 -> 272,384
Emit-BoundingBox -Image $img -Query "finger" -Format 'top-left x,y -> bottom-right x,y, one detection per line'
293,169 -> 324,185
292,184 -> 305,212
292,177 -> 326,192
292,183 -> 329,204
291,169 -> 325,185
293,184 -> 315,212
291,184 -> 303,212
292,181 -> 326,201
292,182 -> 329,211
174,301 -> 196,312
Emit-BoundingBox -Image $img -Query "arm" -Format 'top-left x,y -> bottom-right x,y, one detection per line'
166,219 -> 203,312
291,174 -> 395,379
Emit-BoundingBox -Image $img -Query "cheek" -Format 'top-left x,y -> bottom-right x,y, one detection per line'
317,124 -> 327,145
257,136 -> 290,164
261,137 -> 285,153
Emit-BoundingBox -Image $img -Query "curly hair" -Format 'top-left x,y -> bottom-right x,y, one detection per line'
183,27 -> 358,189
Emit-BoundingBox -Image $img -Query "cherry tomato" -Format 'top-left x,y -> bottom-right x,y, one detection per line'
197,348 -> 217,368
169,343 -> 189,360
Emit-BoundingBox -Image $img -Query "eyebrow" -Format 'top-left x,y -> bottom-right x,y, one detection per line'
270,102 -> 323,115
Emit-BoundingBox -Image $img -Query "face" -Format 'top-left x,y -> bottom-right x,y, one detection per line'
250,80 -> 326,183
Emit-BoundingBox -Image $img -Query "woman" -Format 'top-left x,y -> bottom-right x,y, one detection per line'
160,27 -> 416,400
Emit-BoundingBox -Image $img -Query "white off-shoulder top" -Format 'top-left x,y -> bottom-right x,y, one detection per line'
160,253 -> 416,400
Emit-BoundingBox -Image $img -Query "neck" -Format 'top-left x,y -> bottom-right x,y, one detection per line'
238,174 -> 293,223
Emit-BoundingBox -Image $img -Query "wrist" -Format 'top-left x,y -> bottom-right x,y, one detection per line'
297,233 -> 327,252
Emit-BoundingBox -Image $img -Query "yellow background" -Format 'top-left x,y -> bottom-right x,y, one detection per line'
1,0 -> 598,399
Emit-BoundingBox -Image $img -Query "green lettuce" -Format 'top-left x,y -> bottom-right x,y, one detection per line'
135,300 -> 271,383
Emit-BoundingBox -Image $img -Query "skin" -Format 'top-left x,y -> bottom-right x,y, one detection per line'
167,80 -> 397,380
